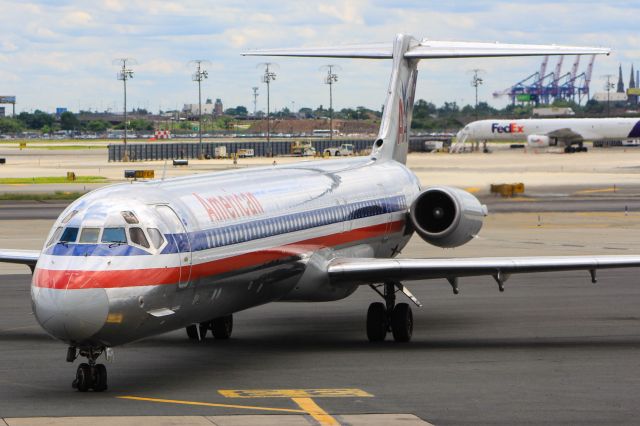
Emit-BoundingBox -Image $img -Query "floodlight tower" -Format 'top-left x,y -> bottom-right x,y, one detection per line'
322,65 -> 339,142
260,63 -> 277,157
603,74 -> 615,117
470,69 -> 484,121
114,58 -> 135,161
190,60 -> 209,159
252,87 -> 259,116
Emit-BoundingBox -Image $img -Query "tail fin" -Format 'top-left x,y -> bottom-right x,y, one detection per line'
243,35 -> 609,164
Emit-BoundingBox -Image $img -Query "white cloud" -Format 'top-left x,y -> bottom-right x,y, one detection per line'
2,0 -> 639,113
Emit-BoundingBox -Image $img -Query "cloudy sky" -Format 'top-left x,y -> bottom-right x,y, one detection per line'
1,0 -> 639,114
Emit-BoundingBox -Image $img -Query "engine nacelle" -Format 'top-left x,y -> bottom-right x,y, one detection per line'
409,187 -> 486,248
527,134 -> 550,147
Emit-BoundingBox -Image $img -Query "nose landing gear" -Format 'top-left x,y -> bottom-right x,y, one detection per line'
68,346 -> 108,392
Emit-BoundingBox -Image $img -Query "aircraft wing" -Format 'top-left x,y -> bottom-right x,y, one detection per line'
328,255 -> 640,288
546,128 -> 584,143
0,249 -> 40,270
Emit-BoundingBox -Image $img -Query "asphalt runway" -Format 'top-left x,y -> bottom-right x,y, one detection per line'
1,268 -> 640,424
1,187 -> 640,424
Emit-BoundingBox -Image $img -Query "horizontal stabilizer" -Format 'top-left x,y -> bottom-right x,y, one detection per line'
242,38 -> 610,60
242,43 -> 393,59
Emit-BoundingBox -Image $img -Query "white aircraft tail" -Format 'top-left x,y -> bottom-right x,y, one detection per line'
243,35 -> 609,164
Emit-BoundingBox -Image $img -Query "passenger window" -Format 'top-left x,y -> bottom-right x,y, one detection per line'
102,227 -> 127,244
47,227 -> 63,247
60,227 -> 79,243
79,228 -> 100,243
147,228 -> 165,249
129,227 -> 150,248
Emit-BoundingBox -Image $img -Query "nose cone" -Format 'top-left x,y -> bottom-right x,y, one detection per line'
31,285 -> 109,344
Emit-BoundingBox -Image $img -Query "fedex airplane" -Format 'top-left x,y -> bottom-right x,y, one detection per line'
2,34 -> 640,393
455,117 -> 640,152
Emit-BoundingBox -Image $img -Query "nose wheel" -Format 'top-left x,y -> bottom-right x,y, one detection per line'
366,282 -> 415,342
68,347 -> 108,392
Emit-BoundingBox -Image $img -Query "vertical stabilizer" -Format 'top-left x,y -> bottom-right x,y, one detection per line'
371,35 -> 419,164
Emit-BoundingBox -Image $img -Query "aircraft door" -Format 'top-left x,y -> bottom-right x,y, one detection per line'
156,205 -> 192,289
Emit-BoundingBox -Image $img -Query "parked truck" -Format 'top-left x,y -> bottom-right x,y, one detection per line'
323,143 -> 354,156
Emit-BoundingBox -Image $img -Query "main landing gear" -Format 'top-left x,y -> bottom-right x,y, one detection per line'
68,346 -> 108,392
186,314 -> 233,341
366,282 -> 420,342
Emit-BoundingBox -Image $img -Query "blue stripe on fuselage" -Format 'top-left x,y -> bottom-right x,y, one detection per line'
45,243 -> 151,256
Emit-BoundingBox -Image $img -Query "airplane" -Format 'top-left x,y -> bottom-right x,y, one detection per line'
454,117 -> 640,153
2,34 -> 640,393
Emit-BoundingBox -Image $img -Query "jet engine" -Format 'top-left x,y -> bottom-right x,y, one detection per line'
409,187 -> 487,248
527,134 -> 550,147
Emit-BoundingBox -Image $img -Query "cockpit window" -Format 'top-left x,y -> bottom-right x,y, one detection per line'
60,227 -> 79,243
79,228 -> 100,244
61,210 -> 78,224
147,228 -> 165,249
47,227 -> 63,247
121,211 -> 139,224
101,227 -> 127,244
129,227 -> 150,248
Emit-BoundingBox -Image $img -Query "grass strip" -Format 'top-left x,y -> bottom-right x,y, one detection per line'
0,191 -> 85,201
0,176 -> 107,184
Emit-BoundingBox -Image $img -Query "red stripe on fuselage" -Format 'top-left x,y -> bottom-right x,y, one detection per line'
33,220 -> 405,290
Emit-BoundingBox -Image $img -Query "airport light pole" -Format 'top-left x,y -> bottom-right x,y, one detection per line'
252,87 -> 259,116
322,65 -> 339,142
260,63 -> 277,157
470,69 -> 484,121
190,60 -> 209,159
114,58 -> 135,161
603,74 -> 615,117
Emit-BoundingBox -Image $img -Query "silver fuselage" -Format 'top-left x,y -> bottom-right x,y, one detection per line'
31,157 -> 421,348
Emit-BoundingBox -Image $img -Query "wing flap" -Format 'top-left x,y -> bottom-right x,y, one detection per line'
328,255 -> 640,285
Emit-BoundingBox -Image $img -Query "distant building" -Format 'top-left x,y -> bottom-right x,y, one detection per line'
628,65 -> 637,105
214,98 -> 223,116
182,103 -> 215,117
617,64 -> 625,93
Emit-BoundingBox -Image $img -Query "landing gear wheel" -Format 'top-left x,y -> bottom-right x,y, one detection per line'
391,303 -> 413,342
186,324 -> 200,340
74,363 -> 91,392
211,315 -> 233,339
92,364 -> 108,392
199,322 -> 209,339
366,302 -> 387,342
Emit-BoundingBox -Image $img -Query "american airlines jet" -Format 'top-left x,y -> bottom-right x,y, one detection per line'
2,34 -> 640,392
455,117 -> 640,152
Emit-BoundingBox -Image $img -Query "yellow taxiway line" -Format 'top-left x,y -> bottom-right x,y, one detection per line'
117,396 -> 306,414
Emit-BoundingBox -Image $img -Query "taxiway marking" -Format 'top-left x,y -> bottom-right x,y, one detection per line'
117,396 -> 306,414
292,397 -> 339,426
218,388 -> 373,398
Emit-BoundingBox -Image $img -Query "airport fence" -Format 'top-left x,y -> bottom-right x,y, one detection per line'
107,137 -> 445,161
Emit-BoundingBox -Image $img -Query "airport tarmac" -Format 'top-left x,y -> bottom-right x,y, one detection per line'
1,148 -> 640,424
1,200 -> 640,424
0,145 -> 640,193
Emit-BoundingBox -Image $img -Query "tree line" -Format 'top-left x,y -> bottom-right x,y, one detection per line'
0,98 -> 633,134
